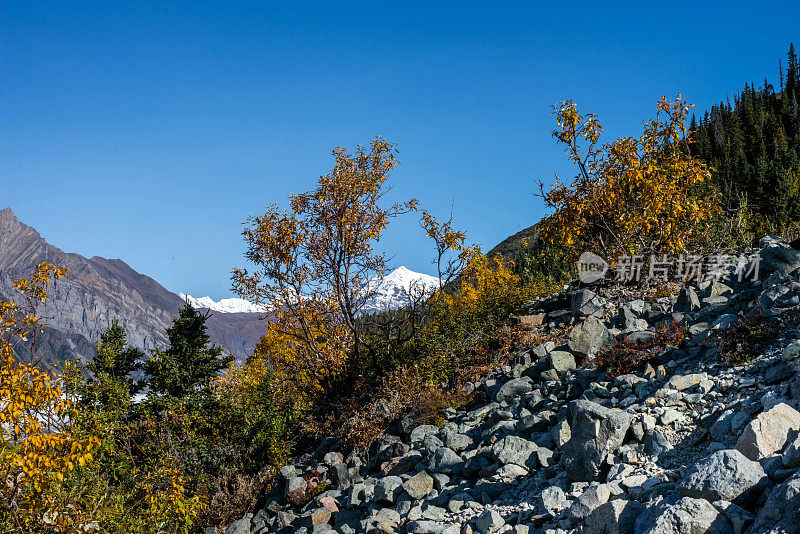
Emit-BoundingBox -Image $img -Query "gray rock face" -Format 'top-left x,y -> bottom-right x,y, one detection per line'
428,447 -> 463,474
224,517 -> 250,534
584,499 -> 644,534
677,449 -> 766,503
568,316 -> 616,355
572,289 -> 606,317
374,475 -> 403,503
562,400 -> 633,481
569,483 -> 611,522
635,496 -> 733,534
0,207 -> 263,362
537,486 -> 568,515
782,434 -> 800,468
735,403 -> 800,460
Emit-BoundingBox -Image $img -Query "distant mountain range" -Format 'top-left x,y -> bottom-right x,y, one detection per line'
0,208 -> 440,364
0,208 -> 265,363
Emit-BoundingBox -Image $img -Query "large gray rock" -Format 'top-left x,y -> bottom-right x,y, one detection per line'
224,518 -> 250,534
584,499 -> 644,534
549,350 -> 577,374
495,377 -> 533,402
406,521 -> 460,534
403,471 -> 434,500
562,400 -> 634,481
374,475 -> 404,503
677,449 -> 766,503
782,434 -> 800,468
759,246 -> 800,276
735,403 -> 800,460
572,289 -> 606,317
568,316 -> 616,355
569,484 -> 611,523
474,509 -> 505,533
428,447 -> 464,474
635,496 -> 733,534
491,435 -> 538,469
537,486 -> 568,515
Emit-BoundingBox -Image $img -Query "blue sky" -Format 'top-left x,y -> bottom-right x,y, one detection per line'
2,1 -> 798,299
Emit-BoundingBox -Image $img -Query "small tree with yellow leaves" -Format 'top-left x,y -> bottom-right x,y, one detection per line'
0,262 -> 102,532
232,137 -> 418,396
538,95 -> 719,259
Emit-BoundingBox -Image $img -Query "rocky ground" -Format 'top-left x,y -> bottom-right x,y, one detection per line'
221,236 -> 800,534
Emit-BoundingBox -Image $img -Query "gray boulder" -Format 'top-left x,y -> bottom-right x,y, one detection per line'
428,447 -> 464,474
491,435 -> 538,469
677,449 -> 766,504
674,287 -> 701,313
495,377 -> 533,402
562,400 -> 633,481
474,509 -> 505,533
635,496 -> 733,534
584,499 -> 644,534
735,403 -> 800,460
568,316 -> 616,355
374,475 -> 403,503
403,471 -> 434,500
758,246 -> 800,276
549,350 -> 577,374
569,484 -> 611,523
572,289 -> 606,317
537,485 -> 568,515
749,472 -> 800,533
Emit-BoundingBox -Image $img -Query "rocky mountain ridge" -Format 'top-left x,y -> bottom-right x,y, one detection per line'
0,207 -> 265,362
222,236 -> 800,534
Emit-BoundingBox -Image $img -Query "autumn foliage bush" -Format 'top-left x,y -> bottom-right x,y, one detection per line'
538,96 -> 720,259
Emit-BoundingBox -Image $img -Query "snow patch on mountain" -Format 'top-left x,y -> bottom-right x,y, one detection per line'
179,266 -> 438,315
178,293 -> 267,314
360,266 -> 440,315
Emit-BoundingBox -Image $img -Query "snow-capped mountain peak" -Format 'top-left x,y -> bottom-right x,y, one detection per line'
179,266 -> 438,315
361,266 -> 440,315
178,293 -> 266,314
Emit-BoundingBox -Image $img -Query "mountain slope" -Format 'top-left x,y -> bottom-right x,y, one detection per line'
0,208 -> 265,362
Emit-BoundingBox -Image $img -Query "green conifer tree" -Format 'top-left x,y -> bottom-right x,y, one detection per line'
144,303 -> 232,399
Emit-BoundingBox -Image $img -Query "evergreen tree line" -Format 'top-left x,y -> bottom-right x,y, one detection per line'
690,43 -> 800,232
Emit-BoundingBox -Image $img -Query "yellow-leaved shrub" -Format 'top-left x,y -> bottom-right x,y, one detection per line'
0,263 -> 101,532
538,95 -> 719,259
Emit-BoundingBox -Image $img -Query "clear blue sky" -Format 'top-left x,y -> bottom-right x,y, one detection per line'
2,1 -> 798,299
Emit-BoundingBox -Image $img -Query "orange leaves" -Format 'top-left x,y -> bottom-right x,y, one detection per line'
539,95 -> 719,259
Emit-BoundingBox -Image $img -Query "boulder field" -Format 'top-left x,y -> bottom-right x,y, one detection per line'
222,237 -> 800,534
